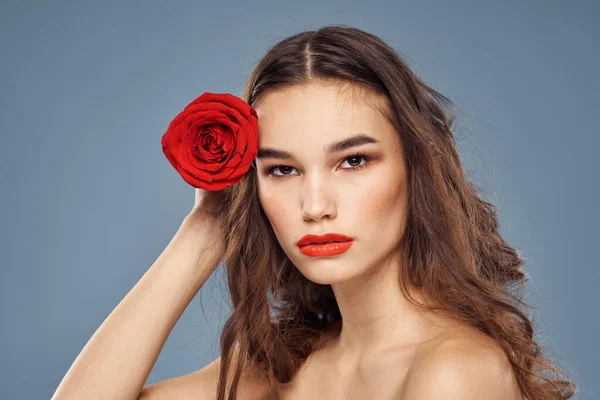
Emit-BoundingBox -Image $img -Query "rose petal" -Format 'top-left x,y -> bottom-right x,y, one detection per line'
161,92 -> 259,191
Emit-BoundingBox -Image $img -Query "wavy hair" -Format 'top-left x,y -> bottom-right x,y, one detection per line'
212,24 -> 576,400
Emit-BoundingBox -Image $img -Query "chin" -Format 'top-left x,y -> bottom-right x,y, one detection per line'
292,256 -> 366,286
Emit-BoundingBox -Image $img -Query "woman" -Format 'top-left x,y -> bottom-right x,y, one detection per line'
53,25 -> 576,400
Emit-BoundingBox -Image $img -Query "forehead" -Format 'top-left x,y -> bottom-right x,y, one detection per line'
253,82 -> 396,148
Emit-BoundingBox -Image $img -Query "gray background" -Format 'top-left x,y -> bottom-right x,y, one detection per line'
1,0 -> 597,399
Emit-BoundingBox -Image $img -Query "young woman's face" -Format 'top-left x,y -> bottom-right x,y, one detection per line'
254,82 -> 408,284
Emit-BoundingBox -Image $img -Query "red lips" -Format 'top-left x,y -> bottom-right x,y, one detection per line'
297,233 -> 353,246
297,233 -> 354,257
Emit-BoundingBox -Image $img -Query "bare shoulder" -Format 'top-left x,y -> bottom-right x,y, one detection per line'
399,326 -> 523,400
138,345 -> 275,400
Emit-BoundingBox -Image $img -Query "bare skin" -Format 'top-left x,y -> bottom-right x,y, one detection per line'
251,81 -> 522,399
54,81 -> 523,399
269,319 -> 522,400
52,189 -> 228,400
137,314 -> 521,400
139,82 -> 523,399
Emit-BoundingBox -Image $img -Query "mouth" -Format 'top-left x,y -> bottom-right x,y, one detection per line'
297,233 -> 354,257
297,233 -> 353,246
297,241 -> 354,257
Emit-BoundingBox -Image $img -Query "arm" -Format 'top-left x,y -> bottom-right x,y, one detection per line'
137,345 -> 276,400
52,206 -> 225,400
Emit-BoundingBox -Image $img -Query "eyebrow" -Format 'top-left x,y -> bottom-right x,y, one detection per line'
256,133 -> 380,160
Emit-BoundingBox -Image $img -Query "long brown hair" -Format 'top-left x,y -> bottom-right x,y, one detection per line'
212,24 -> 576,400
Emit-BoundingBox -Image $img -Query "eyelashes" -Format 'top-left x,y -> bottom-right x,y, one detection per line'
262,152 -> 372,178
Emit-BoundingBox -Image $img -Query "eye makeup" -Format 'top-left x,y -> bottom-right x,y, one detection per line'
261,151 -> 373,178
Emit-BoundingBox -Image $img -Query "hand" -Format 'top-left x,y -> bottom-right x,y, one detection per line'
185,188 -> 228,270
193,187 -> 226,218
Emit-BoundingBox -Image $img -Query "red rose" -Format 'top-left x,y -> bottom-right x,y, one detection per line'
161,92 -> 259,191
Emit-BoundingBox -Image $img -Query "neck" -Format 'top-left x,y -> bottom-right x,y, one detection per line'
328,254 -> 457,359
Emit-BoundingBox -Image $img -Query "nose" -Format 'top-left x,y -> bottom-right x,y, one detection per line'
300,171 -> 337,222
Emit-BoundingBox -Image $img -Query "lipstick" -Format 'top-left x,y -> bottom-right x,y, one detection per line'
297,233 -> 354,257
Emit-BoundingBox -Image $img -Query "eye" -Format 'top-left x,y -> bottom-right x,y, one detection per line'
340,154 -> 369,169
268,165 -> 299,177
264,152 -> 372,178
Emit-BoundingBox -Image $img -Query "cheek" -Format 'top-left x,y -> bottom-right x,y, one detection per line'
357,169 -> 407,231
258,184 -> 293,234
